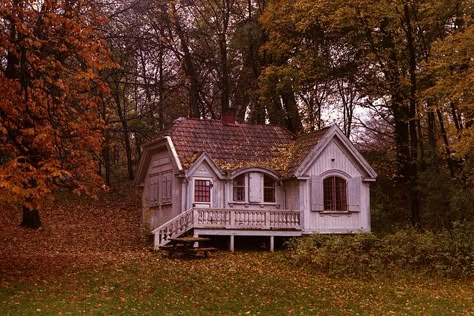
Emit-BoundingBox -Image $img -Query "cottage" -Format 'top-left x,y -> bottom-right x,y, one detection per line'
134,113 -> 377,251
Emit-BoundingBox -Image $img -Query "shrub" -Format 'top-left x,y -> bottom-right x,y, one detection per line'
287,224 -> 474,278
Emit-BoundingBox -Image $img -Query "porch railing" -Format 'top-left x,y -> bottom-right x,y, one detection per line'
194,208 -> 300,230
153,208 -> 301,248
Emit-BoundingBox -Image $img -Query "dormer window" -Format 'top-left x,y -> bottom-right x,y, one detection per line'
233,174 -> 246,202
263,175 -> 276,203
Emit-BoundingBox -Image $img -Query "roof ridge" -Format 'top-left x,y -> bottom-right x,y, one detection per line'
173,117 -> 295,136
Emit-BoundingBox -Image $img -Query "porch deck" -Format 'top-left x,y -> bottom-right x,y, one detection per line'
153,208 -> 302,250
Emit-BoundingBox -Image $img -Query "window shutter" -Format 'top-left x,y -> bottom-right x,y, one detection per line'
249,172 -> 263,202
348,176 -> 361,212
311,175 -> 323,211
149,175 -> 159,203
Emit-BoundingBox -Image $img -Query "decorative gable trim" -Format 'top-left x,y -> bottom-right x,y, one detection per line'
185,152 -> 225,179
165,136 -> 183,172
295,125 -> 377,179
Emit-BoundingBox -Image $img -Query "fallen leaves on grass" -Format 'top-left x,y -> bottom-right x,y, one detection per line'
1,182 -> 474,314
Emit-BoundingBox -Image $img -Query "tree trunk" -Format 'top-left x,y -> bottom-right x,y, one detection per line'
281,88 -> 303,134
20,204 -> 41,229
404,4 -> 421,227
170,4 -> 201,118
102,129 -> 111,186
122,128 -> 134,180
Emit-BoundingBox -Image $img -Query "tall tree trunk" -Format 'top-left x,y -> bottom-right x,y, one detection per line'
219,28 -> 230,114
437,109 -> 456,177
170,4 -> 201,118
281,88 -> 303,134
404,4 -> 421,227
102,129 -> 111,186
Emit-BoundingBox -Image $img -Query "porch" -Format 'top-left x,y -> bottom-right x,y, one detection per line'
153,208 -> 302,251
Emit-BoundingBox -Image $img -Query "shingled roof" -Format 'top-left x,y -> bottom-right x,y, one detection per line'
145,118 -> 330,177
286,127 -> 331,176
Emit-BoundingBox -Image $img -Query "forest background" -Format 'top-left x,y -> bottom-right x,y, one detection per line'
1,0 -> 474,232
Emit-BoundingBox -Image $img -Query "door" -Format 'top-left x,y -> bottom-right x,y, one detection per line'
193,178 -> 213,208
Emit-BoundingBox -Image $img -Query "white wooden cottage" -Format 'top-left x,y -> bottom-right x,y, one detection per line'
135,113 -> 377,251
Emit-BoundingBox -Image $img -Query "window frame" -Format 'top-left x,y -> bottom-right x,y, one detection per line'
323,176 -> 347,211
263,175 -> 276,203
193,178 -> 212,203
232,174 -> 246,202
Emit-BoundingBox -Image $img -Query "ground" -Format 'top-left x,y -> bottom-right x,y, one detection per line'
1,183 -> 474,315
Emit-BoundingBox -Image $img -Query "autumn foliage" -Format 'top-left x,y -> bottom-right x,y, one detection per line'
0,0 -> 113,227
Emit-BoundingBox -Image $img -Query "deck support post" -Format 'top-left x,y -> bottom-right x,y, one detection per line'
270,236 -> 274,252
230,235 -> 235,252
193,232 -> 199,247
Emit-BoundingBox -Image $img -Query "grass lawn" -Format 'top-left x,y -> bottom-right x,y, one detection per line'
1,184 -> 474,315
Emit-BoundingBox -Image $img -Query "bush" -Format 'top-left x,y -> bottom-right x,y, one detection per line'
287,223 -> 474,278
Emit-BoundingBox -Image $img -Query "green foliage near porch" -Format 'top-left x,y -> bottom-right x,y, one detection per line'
287,225 -> 474,278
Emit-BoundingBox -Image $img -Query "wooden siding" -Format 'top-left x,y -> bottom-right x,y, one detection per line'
143,150 -> 182,231
284,180 -> 299,210
304,138 -> 370,233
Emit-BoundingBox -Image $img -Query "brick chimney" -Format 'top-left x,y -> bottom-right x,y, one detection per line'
222,108 -> 237,125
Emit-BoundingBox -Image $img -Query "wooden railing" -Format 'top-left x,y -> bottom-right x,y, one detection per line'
153,208 -> 301,249
152,209 -> 194,249
194,208 -> 301,230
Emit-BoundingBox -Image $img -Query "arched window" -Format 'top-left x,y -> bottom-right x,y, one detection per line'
323,176 -> 347,211
233,174 -> 245,201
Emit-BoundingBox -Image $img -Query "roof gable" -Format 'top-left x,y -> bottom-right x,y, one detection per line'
294,125 -> 377,179
186,152 -> 225,179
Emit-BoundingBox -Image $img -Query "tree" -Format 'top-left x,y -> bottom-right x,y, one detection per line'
0,0 -> 113,228
260,0 -> 474,227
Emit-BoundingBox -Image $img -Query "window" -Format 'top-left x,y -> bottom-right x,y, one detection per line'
233,175 -> 245,201
323,176 -> 347,211
263,175 -> 276,203
194,179 -> 211,202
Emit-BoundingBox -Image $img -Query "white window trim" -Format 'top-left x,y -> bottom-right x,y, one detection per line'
228,172 -> 280,206
192,177 -> 213,206
231,174 -> 248,203
319,171 -> 352,214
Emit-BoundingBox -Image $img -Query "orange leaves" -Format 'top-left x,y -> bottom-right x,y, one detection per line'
0,0 -> 113,216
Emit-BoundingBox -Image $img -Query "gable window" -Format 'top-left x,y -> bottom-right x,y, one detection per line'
195,179 -> 211,202
323,176 -> 347,211
263,175 -> 276,203
233,175 -> 245,202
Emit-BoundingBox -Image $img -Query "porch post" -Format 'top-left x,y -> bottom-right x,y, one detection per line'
194,232 -> 199,248
230,235 -> 235,252
270,236 -> 274,252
